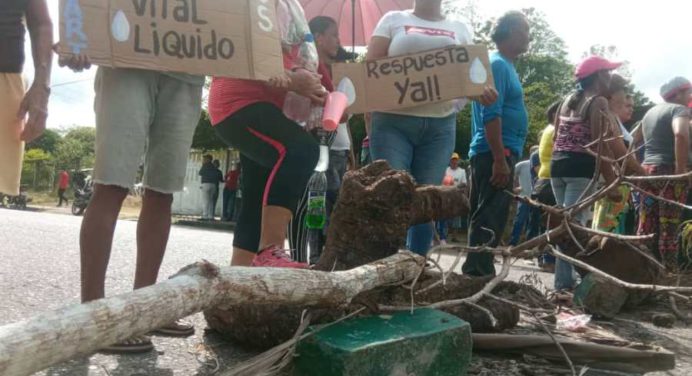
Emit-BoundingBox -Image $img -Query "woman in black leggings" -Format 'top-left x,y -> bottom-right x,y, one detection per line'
208,1 -> 325,267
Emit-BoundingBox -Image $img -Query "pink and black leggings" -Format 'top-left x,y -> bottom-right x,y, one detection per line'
214,102 -> 319,253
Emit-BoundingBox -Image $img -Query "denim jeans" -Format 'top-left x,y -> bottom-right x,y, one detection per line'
510,201 -> 542,245
370,111 -> 456,256
436,220 -> 449,241
510,201 -> 530,245
222,188 -> 236,220
201,183 -> 216,220
551,177 -> 592,290
462,152 -> 516,276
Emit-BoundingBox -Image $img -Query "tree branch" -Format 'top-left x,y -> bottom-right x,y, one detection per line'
549,245 -> 692,292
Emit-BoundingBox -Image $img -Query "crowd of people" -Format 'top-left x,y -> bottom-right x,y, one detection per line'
2,0 -> 690,354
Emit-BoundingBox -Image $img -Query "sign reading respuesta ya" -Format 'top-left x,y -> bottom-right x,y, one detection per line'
58,0 -> 284,80
333,45 -> 494,113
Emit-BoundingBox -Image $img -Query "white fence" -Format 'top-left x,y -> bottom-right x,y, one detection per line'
171,149 -> 238,217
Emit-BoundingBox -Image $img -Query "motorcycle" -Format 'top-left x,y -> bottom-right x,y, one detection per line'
72,183 -> 93,216
0,188 -> 30,210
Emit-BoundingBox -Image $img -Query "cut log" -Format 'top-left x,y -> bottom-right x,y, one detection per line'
315,160 -> 469,271
472,333 -> 676,373
205,161 -> 517,350
0,253 -> 423,376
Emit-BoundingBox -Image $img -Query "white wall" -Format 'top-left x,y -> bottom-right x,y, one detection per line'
172,150 -> 238,217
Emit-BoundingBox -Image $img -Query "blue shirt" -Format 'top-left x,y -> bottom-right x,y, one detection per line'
469,52 -> 528,158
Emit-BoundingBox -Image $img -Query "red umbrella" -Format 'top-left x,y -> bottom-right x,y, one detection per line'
299,0 -> 413,48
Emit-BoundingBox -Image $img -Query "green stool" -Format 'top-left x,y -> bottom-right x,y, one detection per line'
294,308 -> 472,376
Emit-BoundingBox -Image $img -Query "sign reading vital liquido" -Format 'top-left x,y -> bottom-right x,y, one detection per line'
333,45 -> 494,113
58,0 -> 284,80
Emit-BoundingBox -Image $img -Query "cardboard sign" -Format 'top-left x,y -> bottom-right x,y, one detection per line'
333,45 -> 494,113
58,0 -> 284,80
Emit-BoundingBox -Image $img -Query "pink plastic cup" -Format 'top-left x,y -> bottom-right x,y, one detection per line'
322,92 -> 348,132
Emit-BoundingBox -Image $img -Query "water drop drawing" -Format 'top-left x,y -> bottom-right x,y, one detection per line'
469,57 -> 488,84
336,77 -> 357,106
111,10 -> 130,42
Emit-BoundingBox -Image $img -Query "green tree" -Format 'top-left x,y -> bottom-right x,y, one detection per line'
21,148 -> 54,189
447,6 -> 574,155
191,110 -> 227,151
26,129 -> 62,154
54,127 -> 96,171
584,44 -> 653,110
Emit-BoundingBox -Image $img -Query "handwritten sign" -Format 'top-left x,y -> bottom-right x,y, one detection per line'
333,45 -> 494,113
58,0 -> 284,80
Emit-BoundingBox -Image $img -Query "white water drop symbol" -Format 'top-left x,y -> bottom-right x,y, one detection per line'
336,77 -> 357,106
111,10 -> 130,42
469,57 -> 488,84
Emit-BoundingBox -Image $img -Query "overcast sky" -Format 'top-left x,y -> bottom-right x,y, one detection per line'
25,0 -> 692,129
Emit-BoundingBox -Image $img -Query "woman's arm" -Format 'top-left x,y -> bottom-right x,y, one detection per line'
366,36 -> 391,61
589,97 -> 618,185
605,113 -> 645,175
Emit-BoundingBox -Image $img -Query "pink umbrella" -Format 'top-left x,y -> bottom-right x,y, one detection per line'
299,0 -> 413,48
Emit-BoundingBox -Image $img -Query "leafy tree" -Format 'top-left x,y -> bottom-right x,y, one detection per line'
446,5 -> 573,156
26,128 -> 61,154
54,127 -> 95,171
584,44 -> 653,109
191,110 -> 227,151
21,149 -> 54,189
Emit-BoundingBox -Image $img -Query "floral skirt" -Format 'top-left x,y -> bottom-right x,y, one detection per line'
637,165 -> 688,269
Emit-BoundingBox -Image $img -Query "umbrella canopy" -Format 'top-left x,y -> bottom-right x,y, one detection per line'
299,0 -> 413,47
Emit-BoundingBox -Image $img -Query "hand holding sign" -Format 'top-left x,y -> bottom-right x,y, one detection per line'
58,53 -> 91,72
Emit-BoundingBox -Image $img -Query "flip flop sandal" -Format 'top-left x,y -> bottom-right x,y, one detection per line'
100,335 -> 153,354
150,321 -> 195,337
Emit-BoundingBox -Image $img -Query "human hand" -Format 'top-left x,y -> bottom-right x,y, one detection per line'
288,69 -> 326,105
18,84 -> 50,142
490,158 -> 511,189
58,53 -> 91,72
606,186 -> 622,202
478,86 -> 498,106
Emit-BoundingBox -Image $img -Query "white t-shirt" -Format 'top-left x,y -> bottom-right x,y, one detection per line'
514,160 -> 532,197
330,122 -> 351,151
372,10 -> 474,118
617,119 -> 634,145
446,166 -> 467,186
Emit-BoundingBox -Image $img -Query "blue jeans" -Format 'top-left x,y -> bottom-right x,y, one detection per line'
370,112 -> 456,255
436,220 -> 449,241
510,201 -> 531,245
510,202 -> 542,246
551,177 -> 592,290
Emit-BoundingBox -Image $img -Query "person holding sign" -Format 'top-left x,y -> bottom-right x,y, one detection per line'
209,0 -> 325,269
60,38 -> 205,354
366,0 -> 497,256
462,11 -> 531,277
1,0 -> 52,196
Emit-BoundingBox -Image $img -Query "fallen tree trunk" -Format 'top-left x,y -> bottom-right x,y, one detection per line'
0,253 -> 423,376
206,161 -> 520,349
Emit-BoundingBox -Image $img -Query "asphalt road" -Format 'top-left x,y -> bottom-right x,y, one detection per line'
2,207 -> 691,376
1,208 -> 252,376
